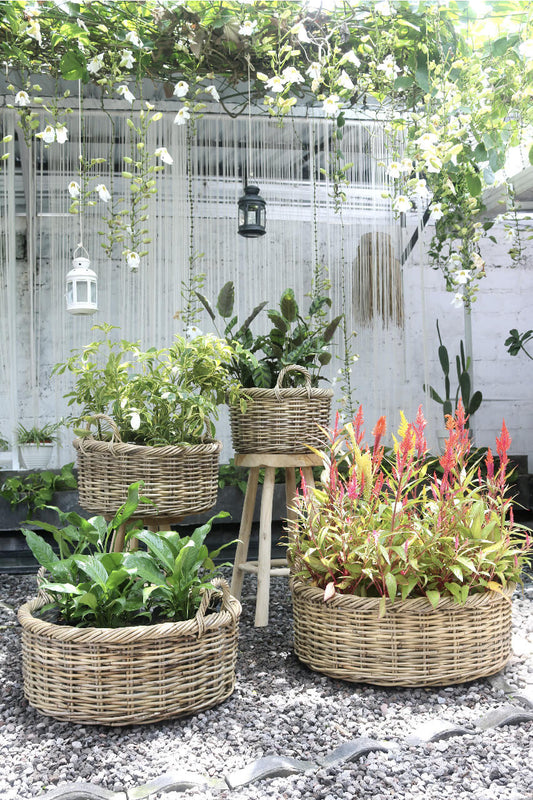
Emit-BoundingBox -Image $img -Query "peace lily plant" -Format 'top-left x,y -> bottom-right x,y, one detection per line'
287,402 -> 532,617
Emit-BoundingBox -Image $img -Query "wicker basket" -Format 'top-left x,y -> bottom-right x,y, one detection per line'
18,579 -> 241,725
229,365 -> 333,454
291,578 -> 515,687
74,415 -> 221,519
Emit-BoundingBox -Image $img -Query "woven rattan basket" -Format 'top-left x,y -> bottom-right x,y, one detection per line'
74,414 -> 221,519
291,578 -> 515,687
18,579 -> 241,725
229,365 -> 333,454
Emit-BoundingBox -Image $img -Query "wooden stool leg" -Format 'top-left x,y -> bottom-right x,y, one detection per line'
285,467 -> 298,525
231,466 -> 260,601
302,466 -> 316,490
255,465 -> 275,627
111,522 -> 126,553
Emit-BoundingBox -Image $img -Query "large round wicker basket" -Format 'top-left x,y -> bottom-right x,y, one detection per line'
229,366 -> 333,454
18,579 -> 241,725
74,415 -> 222,519
291,578 -> 515,687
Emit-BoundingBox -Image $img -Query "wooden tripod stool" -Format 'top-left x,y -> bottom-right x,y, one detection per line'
230,452 -> 322,627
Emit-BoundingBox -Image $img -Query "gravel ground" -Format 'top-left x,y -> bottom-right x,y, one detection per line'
0,570 -> 532,800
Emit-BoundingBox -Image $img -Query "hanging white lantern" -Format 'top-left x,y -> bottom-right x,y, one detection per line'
66,253 -> 98,315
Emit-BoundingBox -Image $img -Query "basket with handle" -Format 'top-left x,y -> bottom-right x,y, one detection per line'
18,578 -> 241,725
73,414 -> 222,519
229,365 -> 333,454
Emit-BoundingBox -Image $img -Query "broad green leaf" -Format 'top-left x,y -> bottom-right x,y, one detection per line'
135,530 -> 175,571
216,281 -> 234,318
385,572 -> 397,601
23,529 -> 59,570
74,557 -> 109,589
279,289 -> 298,322
426,589 -> 440,609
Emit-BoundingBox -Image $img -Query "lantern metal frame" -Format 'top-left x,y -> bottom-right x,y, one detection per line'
66,246 -> 98,315
238,184 -> 267,238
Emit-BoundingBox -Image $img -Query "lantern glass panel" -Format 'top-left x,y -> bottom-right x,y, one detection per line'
90,281 -> 97,304
239,207 -> 245,226
66,281 -> 74,305
77,281 -> 88,303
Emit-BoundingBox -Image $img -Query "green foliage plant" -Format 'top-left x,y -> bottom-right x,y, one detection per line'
197,281 -> 342,389
505,328 -> 533,361
23,482 -> 231,627
52,322 -> 242,446
0,463 -> 77,516
287,403 -> 532,618
424,320 -> 482,427
16,421 -> 62,444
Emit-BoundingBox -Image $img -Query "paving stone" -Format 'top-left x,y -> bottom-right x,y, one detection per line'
225,756 -> 317,789
475,704 -> 533,730
317,738 -> 392,768
36,783 -> 126,800
405,720 -> 472,745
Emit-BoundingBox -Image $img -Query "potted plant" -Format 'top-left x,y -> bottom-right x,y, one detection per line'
287,402 -> 532,687
197,282 -> 342,454
18,483 -> 241,725
53,323 -> 242,520
17,422 -> 61,471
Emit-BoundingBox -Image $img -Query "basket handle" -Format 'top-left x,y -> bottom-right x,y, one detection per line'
81,413 -> 123,443
275,365 -> 312,401
194,577 -> 238,637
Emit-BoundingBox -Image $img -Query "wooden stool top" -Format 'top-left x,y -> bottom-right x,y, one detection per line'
234,452 -> 323,468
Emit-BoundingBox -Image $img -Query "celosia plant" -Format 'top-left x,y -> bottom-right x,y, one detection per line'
287,403 -> 532,616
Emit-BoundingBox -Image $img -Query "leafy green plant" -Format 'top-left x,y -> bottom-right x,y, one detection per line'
52,322 -> 242,445
197,282 -> 342,388
0,433 -> 9,452
287,403 -> 532,617
16,421 -> 62,444
0,463 -> 77,516
23,482 -> 231,627
505,328 -> 533,361
424,320 -> 482,427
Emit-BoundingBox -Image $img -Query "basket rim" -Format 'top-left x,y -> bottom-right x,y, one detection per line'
230,386 -> 334,404
290,577 -> 515,613
18,588 -> 241,643
73,437 -> 222,457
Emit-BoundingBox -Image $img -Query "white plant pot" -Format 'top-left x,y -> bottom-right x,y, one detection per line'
19,443 -> 54,470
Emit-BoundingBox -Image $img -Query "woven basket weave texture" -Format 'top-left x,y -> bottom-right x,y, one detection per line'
74,416 -> 221,519
230,366 -> 333,454
291,578 -> 514,687
18,580 -> 241,725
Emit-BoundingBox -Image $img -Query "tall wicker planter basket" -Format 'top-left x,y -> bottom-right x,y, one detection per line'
18,580 -> 241,726
74,415 -> 221,519
291,578 -> 515,687
229,366 -> 333,454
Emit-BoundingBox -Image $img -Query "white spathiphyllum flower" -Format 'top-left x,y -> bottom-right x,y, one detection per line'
173,106 -> 190,125
119,49 -> 135,69
399,157 -> 413,173
453,269 -> 472,285
265,75 -> 285,93
519,38 -> 533,60
393,195 -> 411,213
130,411 -> 141,431
87,53 -> 105,74
55,125 -> 68,144
386,162 -> 402,179
26,19 -> 42,45
337,69 -> 355,91
239,19 -> 257,36
377,54 -> 400,80
291,22 -> 310,42
125,30 -> 142,47
306,62 -> 322,81
117,84 -> 135,104
68,181 -> 81,198
15,90 -> 30,107
322,94 -> 341,118
416,132 -> 439,150
205,85 -> 220,102
341,49 -> 361,68
430,202 -> 444,220
96,184 -> 111,203
120,397 -> 128,409
126,251 -> 140,271
37,125 -> 56,144
282,66 -> 305,84
154,146 -> 173,164
173,80 -> 189,98
451,292 -> 464,309
77,17 -> 89,32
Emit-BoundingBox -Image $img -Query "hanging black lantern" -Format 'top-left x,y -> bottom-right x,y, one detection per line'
238,185 -> 266,238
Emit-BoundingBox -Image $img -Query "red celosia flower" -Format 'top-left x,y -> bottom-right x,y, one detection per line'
354,406 -> 365,445
372,415 -> 387,452
414,405 -> 427,458
485,447 -> 494,480
496,419 -> 511,463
